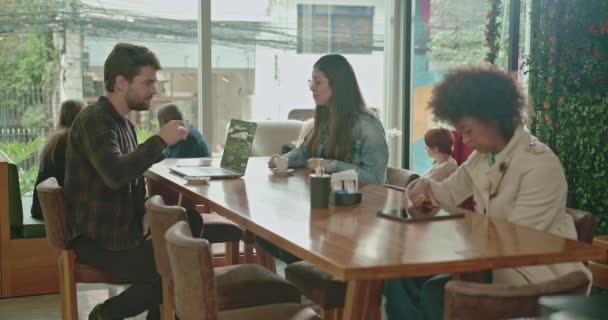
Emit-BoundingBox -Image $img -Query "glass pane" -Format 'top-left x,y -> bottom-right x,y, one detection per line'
410,0 -> 509,173
0,0 -> 198,215
209,0 -> 386,154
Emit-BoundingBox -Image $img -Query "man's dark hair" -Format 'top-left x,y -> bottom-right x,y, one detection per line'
428,66 -> 525,139
104,43 -> 161,92
157,104 -> 183,125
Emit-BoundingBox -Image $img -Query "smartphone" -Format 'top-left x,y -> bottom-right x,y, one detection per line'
184,176 -> 210,184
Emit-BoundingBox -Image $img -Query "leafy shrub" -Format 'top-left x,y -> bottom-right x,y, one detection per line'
0,138 -> 44,195
527,0 -> 608,234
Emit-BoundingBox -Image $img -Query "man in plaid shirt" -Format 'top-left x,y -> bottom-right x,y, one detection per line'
64,43 -> 193,320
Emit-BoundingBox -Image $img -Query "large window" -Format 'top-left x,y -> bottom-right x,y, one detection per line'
408,0 -> 510,173
297,5 -> 374,54
0,0 -> 199,211
208,0 -> 387,153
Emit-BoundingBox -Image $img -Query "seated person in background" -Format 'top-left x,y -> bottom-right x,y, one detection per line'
421,127 -> 457,181
269,54 -> 389,185
384,66 -> 590,320
31,99 -> 84,219
157,103 -> 210,158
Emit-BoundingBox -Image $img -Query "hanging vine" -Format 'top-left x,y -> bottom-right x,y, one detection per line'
483,0 -> 503,64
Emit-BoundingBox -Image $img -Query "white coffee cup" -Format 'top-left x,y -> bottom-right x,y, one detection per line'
275,156 -> 289,171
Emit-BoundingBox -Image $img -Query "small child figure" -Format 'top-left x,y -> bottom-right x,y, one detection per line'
422,127 -> 457,182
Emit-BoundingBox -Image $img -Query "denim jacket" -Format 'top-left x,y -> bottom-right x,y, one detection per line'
285,113 -> 388,184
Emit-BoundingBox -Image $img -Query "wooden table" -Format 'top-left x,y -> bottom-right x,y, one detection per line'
146,158 -> 606,320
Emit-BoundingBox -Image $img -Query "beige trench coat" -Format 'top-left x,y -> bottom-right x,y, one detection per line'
410,126 -> 591,287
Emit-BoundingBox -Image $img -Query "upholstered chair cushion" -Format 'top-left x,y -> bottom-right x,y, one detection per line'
565,208 -> 597,244
285,261 -> 346,309
38,177 -> 126,284
443,270 -> 590,320
148,196 -> 301,309
202,213 -> 244,244
72,260 -> 126,284
250,120 -> 303,156
146,195 -> 188,278
149,196 -> 302,311
166,221 -> 316,320
215,264 -> 301,310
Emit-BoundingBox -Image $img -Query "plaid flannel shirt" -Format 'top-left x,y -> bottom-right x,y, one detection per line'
65,96 -> 166,250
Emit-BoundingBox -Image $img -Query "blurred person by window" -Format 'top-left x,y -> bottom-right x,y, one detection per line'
31,99 -> 84,220
421,127 -> 457,182
157,103 -> 210,158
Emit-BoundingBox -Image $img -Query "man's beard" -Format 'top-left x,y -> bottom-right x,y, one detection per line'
126,92 -> 151,111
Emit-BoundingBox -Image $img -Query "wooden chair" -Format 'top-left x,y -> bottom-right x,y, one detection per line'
565,208 -> 597,245
165,220 -> 320,320
36,177 -> 127,320
443,271 -> 590,320
146,195 -> 302,320
444,208 -> 597,320
146,177 -> 250,266
0,152 -> 59,297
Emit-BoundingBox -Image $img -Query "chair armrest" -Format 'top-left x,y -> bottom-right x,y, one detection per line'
444,271 -> 590,320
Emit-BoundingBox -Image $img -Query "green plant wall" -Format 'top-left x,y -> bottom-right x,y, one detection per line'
527,0 -> 608,234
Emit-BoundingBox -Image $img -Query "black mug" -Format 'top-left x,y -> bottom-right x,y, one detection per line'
310,174 -> 331,209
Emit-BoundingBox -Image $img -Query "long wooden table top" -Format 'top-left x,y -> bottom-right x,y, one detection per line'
146,157 -> 606,281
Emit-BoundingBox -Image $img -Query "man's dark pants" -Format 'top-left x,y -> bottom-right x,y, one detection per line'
71,208 -> 203,319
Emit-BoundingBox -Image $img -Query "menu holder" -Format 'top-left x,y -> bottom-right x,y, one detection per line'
376,185 -> 465,223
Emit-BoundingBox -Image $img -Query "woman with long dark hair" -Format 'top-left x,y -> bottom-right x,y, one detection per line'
31,99 -> 84,219
262,54 -> 389,264
269,54 -> 388,184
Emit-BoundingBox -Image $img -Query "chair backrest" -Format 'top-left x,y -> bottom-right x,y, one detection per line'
36,177 -> 69,250
385,166 -> 419,188
145,195 -> 188,278
288,109 -> 314,121
444,270 -> 590,320
566,208 -> 597,244
0,149 -> 25,235
450,130 -> 474,166
166,221 -> 218,320
250,120 -> 304,156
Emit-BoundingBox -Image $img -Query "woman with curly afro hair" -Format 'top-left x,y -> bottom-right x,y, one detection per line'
384,66 -> 590,320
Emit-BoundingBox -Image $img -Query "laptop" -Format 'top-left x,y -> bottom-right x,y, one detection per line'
170,119 -> 257,178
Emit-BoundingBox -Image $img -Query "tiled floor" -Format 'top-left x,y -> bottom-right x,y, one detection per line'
0,260 -> 290,320
0,284 -> 148,320
0,259 -> 397,320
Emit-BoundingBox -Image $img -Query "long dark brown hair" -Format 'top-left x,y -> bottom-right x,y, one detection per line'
39,99 -> 84,170
306,54 -> 372,162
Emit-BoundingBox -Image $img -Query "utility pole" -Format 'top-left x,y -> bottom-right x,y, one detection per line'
60,0 -> 84,103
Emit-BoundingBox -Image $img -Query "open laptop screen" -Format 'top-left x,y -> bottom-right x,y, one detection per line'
220,119 -> 257,173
